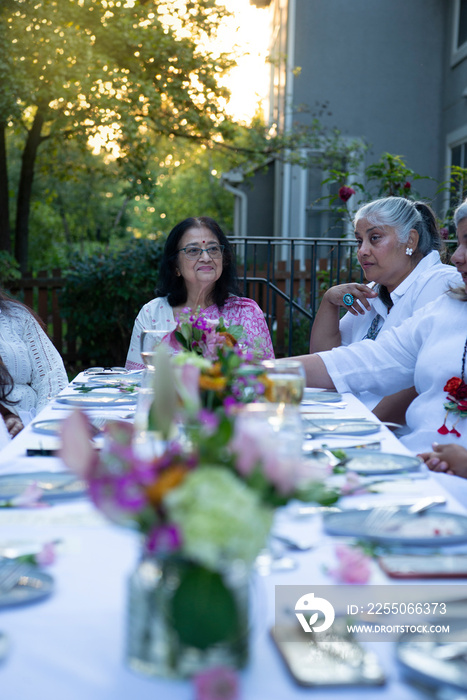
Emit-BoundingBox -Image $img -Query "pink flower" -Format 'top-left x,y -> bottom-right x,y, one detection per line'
193,666 -> 239,700
338,186 -> 356,203
340,471 -> 362,495
35,541 -> 56,566
60,410 -> 99,479
10,482 -> 45,508
328,544 -> 372,584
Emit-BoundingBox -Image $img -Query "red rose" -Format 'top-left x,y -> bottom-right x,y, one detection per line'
455,382 -> 467,399
403,181 -> 411,190
338,186 -> 356,203
444,377 -> 463,393
440,227 -> 449,240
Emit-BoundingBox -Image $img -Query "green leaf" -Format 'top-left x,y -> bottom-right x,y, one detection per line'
170,563 -> 239,650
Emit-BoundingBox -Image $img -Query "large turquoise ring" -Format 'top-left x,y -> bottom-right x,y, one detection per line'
343,293 -> 354,307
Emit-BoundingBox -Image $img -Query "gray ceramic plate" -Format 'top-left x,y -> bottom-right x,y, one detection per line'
0,567 -> 53,608
0,472 -> 86,501
323,510 -> 467,546
56,392 -> 137,407
343,449 -> 423,475
396,620 -> 467,692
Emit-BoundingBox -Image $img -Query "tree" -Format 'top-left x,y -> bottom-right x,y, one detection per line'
0,0 -> 234,271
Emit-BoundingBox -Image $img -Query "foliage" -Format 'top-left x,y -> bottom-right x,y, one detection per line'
59,237 -> 164,366
0,0 -> 235,270
0,250 -> 20,284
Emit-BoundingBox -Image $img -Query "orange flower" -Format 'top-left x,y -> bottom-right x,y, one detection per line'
217,331 -> 237,347
145,465 -> 187,506
199,375 -> 227,391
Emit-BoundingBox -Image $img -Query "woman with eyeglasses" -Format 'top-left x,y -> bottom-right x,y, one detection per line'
125,216 -> 274,368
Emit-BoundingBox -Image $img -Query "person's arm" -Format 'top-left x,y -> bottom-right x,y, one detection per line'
372,387 -> 418,425
0,403 -> 23,437
23,313 -> 68,411
293,354 -> 336,389
125,311 -> 146,370
309,283 -> 378,353
419,443 -> 467,479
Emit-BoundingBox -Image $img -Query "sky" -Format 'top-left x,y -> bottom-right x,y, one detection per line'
215,0 -> 271,123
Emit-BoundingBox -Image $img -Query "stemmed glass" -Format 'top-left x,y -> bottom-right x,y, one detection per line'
140,329 -> 171,369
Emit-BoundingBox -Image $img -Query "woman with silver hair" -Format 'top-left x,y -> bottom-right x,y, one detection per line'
293,197 -> 467,479
309,196 -> 460,421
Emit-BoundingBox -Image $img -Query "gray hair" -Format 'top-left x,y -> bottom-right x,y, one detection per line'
354,197 -> 440,257
454,198 -> 467,227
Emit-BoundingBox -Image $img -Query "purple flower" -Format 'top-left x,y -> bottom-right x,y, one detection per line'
146,524 -> 182,554
198,409 -> 220,435
193,666 -> 239,700
35,542 -> 56,566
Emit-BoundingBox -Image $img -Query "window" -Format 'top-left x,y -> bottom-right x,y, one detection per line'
452,0 -> 467,65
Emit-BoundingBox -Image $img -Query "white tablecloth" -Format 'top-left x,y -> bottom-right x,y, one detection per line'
0,378 -> 466,699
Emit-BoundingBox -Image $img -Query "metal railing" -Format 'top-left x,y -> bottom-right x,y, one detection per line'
230,236 -> 458,356
3,237 -> 458,361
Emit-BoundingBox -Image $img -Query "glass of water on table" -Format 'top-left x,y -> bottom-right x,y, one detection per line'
262,359 -> 306,405
140,329 -> 171,369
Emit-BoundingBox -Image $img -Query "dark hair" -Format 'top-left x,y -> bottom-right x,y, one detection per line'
0,359 -> 16,406
155,216 -> 241,308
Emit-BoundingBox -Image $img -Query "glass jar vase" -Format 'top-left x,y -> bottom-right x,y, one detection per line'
126,554 -> 250,679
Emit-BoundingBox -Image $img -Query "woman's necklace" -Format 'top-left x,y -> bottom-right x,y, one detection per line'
438,336 -> 467,437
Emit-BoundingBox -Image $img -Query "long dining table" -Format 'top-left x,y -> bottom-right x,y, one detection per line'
0,373 -> 466,699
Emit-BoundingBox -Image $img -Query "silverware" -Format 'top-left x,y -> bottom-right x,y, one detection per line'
271,532 -> 317,551
363,497 -> 445,530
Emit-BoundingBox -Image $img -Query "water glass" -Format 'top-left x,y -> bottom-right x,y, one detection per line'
261,359 -> 306,405
140,329 -> 171,369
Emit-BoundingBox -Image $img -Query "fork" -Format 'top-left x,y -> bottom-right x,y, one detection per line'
363,498 -> 443,531
0,560 -> 30,595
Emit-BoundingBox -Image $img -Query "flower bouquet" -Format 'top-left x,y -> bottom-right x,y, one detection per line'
60,346 -> 338,680
438,376 -> 467,437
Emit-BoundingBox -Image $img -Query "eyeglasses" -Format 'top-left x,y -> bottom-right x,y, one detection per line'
177,244 -> 224,260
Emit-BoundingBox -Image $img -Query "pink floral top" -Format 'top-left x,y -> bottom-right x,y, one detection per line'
125,296 -> 275,370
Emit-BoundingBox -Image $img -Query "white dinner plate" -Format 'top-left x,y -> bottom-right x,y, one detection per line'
342,449 -> 423,475
86,375 -> 141,388
56,392 -> 137,407
323,510 -> 467,546
302,390 -> 343,403
0,567 -> 54,608
303,418 -> 380,437
396,620 -> 467,692
0,472 -> 87,501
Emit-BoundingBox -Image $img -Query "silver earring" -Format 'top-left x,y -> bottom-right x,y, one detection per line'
406,247 -> 413,256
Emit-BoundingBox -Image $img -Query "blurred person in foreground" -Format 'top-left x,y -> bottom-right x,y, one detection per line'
126,216 -> 274,369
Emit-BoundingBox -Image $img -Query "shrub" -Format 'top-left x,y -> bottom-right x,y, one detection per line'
60,238 -> 164,367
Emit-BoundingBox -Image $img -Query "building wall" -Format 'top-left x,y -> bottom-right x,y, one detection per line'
291,0 -> 446,198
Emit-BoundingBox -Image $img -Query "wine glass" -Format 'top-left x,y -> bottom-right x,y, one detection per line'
140,329 -> 170,369
262,359 -> 306,405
